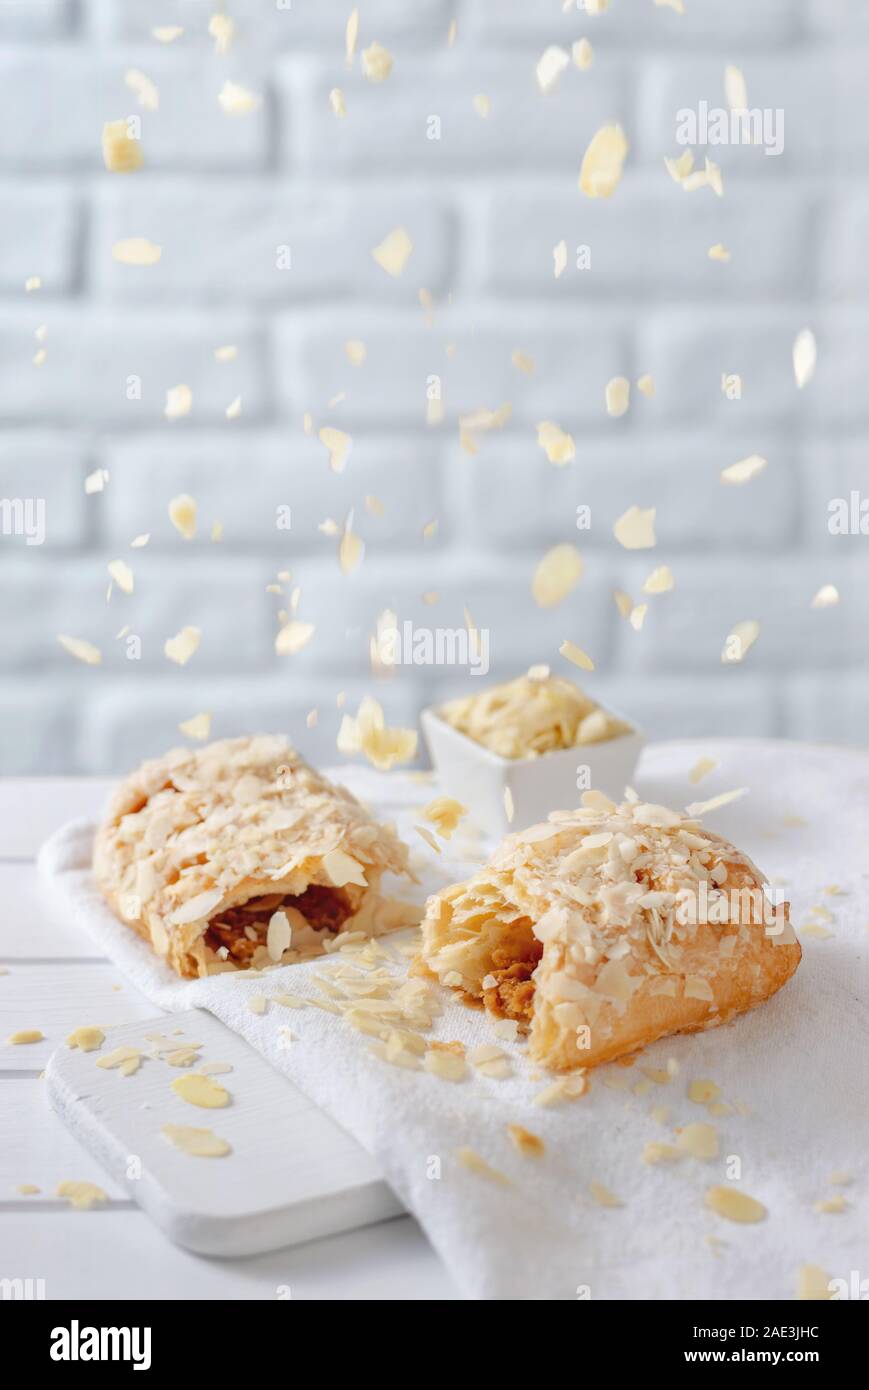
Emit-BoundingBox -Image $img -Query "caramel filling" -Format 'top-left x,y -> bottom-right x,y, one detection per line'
480,924 -> 543,1029
204,885 -> 353,965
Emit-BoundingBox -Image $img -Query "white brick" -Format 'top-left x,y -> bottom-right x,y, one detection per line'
465,0 -> 797,45
0,1 -> 73,40
612,556 -> 869,674
0,431 -> 89,546
636,308 -> 808,427
784,673 -> 869,745
0,48 -> 268,171
0,307 -> 266,425
820,191 -> 869,302
90,180 -> 453,302
85,0 -> 449,48
0,684 -> 76,773
477,177 -> 812,298
451,431 -> 798,551
637,55 -> 864,172
284,53 -> 629,174
97,431 -> 446,551
0,181 -> 79,294
274,306 -> 628,428
590,675 -> 779,741
805,1 -> 869,39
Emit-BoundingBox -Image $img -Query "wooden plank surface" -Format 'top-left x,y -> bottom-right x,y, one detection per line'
0,778 -> 114,859
0,862 -> 105,961
0,962 -> 161,1072
0,1078 -> 127,1204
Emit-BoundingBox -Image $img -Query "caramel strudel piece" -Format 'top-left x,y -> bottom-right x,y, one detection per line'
418,794 -> 801,1071
94,735 -> 414,979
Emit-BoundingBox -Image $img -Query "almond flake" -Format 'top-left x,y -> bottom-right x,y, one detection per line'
208,13 -> 235,54
111,237 -> 161,267
361,42 -> 393,83
796,1265 -> 833,1301
508,1124 -> 545,1157
472,93 -> 491,119
425,1049 -> 467,1081
164,625 -> 200,666
57,1180 -> 108,1210
708,243 -> 731,262
345,8 -> 359,63
214,344 -> 237,363
642,565 -> 674,595
537,420 -> 575,465
322,848 -> 367,888
724,64 -> 748,110
504,786 -> 515,823
811,584 -> 838,609
614,589 -> 633,619
532,543 -> 583,607
686,787 -> 747,816
178,712 -> 211,741
85,468 -> 109,494
107,559 -> 134,594
102,120 -> 143,174
58,635 -> 101,666
676,1122 -> 719,1159
339,526 -> 364,575
421,797 -> 467,839
318,425 -> 351,473
152,26 -> 183,42
613,505 -> 656,550
636,373 -> 656,398
559,639 -> 594,671
161,1124 -> 231,1157
171,1074 -> 229,1109
66,1026 -> 104,1053
536,45 -> 570,95
8,1029 -> 44,1045
721,454 -> 767,485
579,124 -> 628,198
689,756 -> 718,784
329,87 -> 347,118
642,1141 -> 682,1164
605,376 -> 630,417
130,533 -> 149,547
275,620 -> 314,656
455,1147 -> 511,1185
511,349 -> 535,376
705,1186 -> 766,1224
721,620 -> 759,664
344,339 -> 366,366
688,1079 -> 720,1105
814,1195 -> 848,1215
225,396 -> 242,420
371,226 -> 412,277
337,696 -> 418,770
164,385 -> 192,420
553,240 -> 567,279
573,38 -> 593,70
793,328 -> 817,389
589,1180 -> 622,1208
218,81 -> 260,116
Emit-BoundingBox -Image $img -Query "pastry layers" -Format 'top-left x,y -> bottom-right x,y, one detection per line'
418,793 -> 801,1071
94,735 -> 413,978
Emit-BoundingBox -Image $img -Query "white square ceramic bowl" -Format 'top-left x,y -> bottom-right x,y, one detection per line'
420,706 -> 645,839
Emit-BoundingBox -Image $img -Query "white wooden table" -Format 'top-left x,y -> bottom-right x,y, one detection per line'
0,778 -> 458,1301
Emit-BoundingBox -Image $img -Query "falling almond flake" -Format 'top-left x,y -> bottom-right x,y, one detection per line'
318,426 -> 351,473
124,69 -> 159,111
168,493 -> 196,539
721,454 -> 767,485
553,239 -> 567,279
573,38 -> 593,70
337,695 -> 418,771
208,13 -> 235,54
613,505 -> 656,550
84,468 -> 109,494
57,1181 -> 108,1210
689,756 -> 718,785
224,396 -> 241,421
329,87 -> 347,118
472,93 -> 492,118
165,385 -> 192,421
33,348 -> 47,367
107,559 -> 134,594
504,786 -> 515,823
365,494 -> 384,517
705,1186 -> 766,1224
536,45 -> 570,95
422,797 -> 467,839
655,0 -> 686,12
629,603 -> 648,631
511,349 -> 535,376
218,81 -> 260,116
171,1073 -> 229,1109
579,124 -> 628,198
162,1124 -> 231,1157
339,526 -> 364,576
102,120 -> 144,173
25,275 -> 41,292
111,237 -> 162,267
560,639 -> 594,671
606,376 -> 630,417
164,626 -> 200,666
664,150 -> 694,184
810,584 -> 839,610
724,64 -> 748,112
371,225 -> 413,277
721,619 -> 759,665
361,42 -> 394,83
708,243 -> 730,262
214,344 -> 237,363
152,26 -> 183,42
345,8 -> 359,64
686,787 -> 747,817
58,635 -> 101,666
793,328 -> 817,389
179,712 -> 211,741
275,621 -> 315,656
345,339 -> 366,366
415,824 -> 442,855
130,533 -> 149,548
637,374 -> 655,398
642,565 -> 674,595
613,589 -> 633,619
537,420 -> 575,465
532,543 -> 584,608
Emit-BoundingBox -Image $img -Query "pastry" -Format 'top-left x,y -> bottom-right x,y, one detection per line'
94,735 -> 414,978
418,792 -> 801,1070
437,670 -> 631,760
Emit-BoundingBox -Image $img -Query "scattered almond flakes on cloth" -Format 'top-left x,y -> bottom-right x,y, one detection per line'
37,742 -> 869,1300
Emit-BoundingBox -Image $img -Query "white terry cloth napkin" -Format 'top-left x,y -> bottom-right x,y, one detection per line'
39,739 -> 869,1301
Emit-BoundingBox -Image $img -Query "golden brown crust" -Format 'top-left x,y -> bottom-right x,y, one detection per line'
417,793 -> 801,1070
94,735 -> 414,978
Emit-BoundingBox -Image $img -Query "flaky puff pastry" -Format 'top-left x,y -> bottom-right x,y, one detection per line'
94,735 -> 415,979
418,793 -> 801,1071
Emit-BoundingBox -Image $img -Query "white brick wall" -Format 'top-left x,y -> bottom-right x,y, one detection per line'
0,0 -> 866,773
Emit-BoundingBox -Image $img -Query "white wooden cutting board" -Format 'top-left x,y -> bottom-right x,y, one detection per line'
45,1008 -> 402,1257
